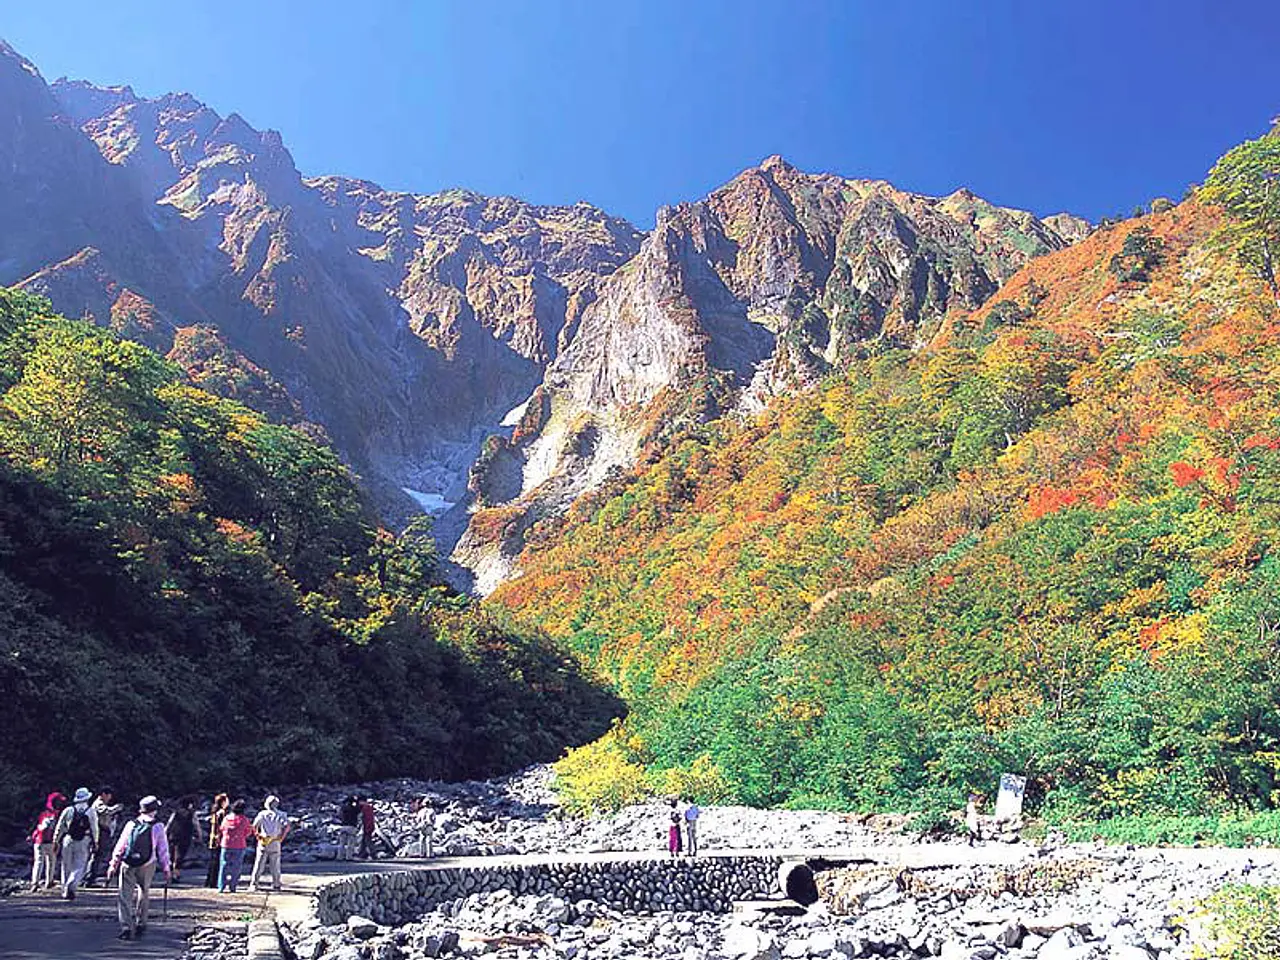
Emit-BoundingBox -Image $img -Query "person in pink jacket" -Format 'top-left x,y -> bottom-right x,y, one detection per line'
108,796 -> 171,942
217,799 -> 254,893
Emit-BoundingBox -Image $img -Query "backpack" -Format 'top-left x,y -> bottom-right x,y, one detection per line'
122,819 -> 154,868
340,800 -> 360,827
67,806 -> 91,842
32,811 -> 57,844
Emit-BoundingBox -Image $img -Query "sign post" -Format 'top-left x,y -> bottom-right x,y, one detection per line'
994,773 -> 1026,822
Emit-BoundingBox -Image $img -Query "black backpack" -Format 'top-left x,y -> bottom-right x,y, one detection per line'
122,819 -> 154,868
340,800 -> 360,827
67,806 -> 91,842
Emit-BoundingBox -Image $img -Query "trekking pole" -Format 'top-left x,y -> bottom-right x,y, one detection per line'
163,873 -> 169,923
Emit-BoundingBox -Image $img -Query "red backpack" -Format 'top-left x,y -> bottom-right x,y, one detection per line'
30,810 -> 57,845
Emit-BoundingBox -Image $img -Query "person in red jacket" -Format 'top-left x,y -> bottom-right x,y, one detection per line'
217,799 -> 254,892
29,792 -> 66,892
358,797 -> 377,859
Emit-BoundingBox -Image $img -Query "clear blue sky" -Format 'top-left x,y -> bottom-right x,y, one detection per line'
5,1 -> 1279,227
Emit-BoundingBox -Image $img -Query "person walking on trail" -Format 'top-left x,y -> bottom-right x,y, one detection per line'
336,795 -> 361,861
667,799 -> 683,858
165,796 -> 202,884
249,795 -> 290,892
29,791 -> 66,892
53,786 -> 99,900
358,796 -> 377,859
204,793 -> 229,888
107,795 -> 171,942
88,786 -> 122,887
683,799 -> 701,856
217,799 -> 254,892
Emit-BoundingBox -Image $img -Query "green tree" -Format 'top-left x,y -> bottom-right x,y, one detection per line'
1202,126 -> 1280,298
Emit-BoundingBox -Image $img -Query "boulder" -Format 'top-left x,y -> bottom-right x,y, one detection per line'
346,916 -> 378,939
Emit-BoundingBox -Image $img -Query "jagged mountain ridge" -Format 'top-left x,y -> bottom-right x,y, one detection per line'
457,157 -> 1089,590
0,41 -> 1086,589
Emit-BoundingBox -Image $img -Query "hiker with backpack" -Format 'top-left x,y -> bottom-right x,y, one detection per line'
107,795 -> 172,942
165,796 -> 203,884
336,794 -> 361,861
29,791 -> 66,892
87,786 -> 123,887
53,787 -> 99,900
217,798 -> 254,893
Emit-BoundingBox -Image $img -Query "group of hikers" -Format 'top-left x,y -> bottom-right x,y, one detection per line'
666,798 -> 701,856
28,787 -> 294,941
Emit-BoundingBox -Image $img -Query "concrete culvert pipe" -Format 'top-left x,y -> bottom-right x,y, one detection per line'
777,861 -> 819,906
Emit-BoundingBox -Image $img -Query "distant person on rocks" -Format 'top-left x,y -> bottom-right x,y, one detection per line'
411,796 -> 435,858
336,794 -> 361,861
667,800 -> 683,858
683,799 -> 701,856
53,786 -> 99,900
88,787 -> 123,887
108,795 -> 171,941
358,796 -> 377,859
218,799 -> 254,892
204,793 -> 229,887
965,794 -> 982,847
249,795 -> 291,892
165,796 -> 203,884
29,791 -> 66,892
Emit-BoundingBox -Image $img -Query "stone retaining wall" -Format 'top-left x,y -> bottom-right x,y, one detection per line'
312,856 -> 784,925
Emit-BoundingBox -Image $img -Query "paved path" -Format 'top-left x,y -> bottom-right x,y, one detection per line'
5,843 -> 1274,959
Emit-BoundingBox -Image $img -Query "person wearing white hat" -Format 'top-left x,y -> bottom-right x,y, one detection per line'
52,787 -> 99,900
249,795 -> 290,893
108,795 -> 171,941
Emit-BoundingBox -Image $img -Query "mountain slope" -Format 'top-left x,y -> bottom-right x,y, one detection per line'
0,45 -> 642,540
1,41 -> 1085,593
0,286 -> 618,822
492,129 -> 1280,819
459,158 -> 1086,590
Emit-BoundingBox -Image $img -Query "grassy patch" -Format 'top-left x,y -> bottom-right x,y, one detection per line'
1057,812 -> 1280,847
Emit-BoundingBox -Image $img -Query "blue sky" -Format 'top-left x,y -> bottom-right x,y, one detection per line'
6,1 -> 1279,227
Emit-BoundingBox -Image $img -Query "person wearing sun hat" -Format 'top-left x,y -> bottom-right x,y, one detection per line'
52,786 -> 99,900
108,795 -> 171,941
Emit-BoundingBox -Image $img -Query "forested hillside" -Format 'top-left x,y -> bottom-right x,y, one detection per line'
0,288 -> 618,824
495,127 -> 1280,822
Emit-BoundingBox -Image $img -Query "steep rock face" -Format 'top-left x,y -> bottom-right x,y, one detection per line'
0,47 -> 642,535
457,158 -> 1089,590
2,43 -> 1088,592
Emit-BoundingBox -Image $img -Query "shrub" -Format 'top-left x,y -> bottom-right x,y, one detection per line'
553,722 -> 654,815
1187,885 -> 1280,959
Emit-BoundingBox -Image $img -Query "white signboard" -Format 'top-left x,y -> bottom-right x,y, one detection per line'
994,773 -> 1026,822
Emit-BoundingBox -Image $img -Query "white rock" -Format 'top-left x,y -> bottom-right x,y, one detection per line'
346,915 -> 378,939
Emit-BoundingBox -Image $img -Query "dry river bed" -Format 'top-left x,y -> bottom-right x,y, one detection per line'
4,767 -> 1276,960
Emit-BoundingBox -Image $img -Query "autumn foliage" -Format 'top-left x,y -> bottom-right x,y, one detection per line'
497,130 -> 1280,819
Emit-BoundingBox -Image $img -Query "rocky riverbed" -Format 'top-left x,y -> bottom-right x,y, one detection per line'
277,848 -> 1279,960
270,766 -> 906,861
